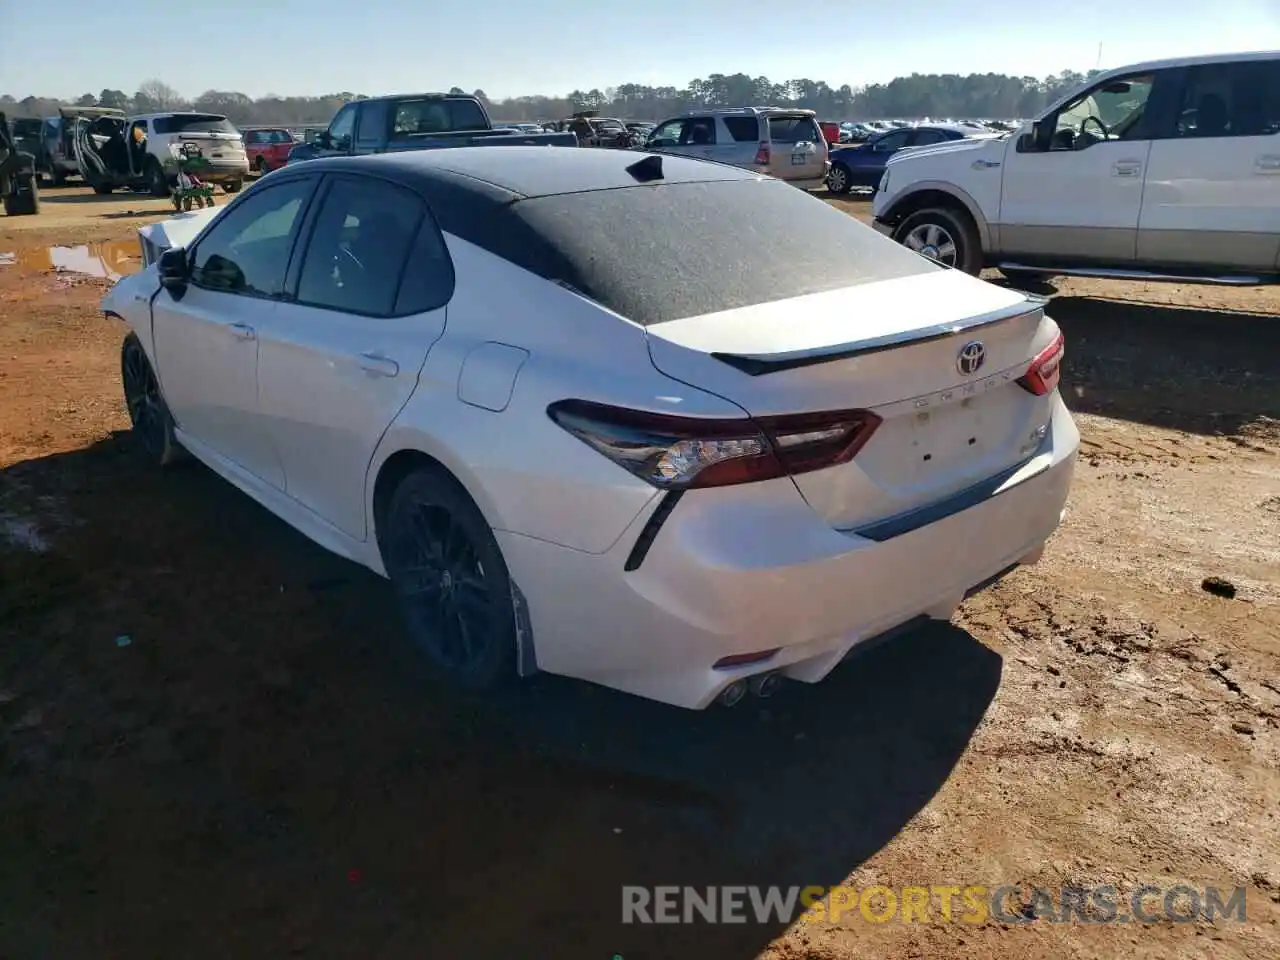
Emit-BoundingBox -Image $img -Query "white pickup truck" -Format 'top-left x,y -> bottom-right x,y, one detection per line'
872,51 -> 1280,285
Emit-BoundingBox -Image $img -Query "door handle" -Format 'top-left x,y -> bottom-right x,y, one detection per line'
971,159 -> 1001,169
356,352 -> 399,378
228,322 -> 256,341
1256,155 -> 1280,171
1111,161 -> 1142,177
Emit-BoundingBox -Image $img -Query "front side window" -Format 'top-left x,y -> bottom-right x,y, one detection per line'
295,177 -> 423,316
1049,74 -> 1155,150
648,119 -> 685,146
190,178 -> 314,297
680,118 -> 716,145
328,105 -> 356,148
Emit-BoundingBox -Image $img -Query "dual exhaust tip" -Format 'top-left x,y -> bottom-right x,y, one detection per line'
718,671 -> 782,707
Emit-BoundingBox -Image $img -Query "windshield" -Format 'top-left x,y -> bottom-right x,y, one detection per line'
501,178 -> 936,326
152,114 -> 238,135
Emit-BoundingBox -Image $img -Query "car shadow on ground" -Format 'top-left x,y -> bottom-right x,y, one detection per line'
39,191 -> 161,206
1045,295 -> 1280,437
2,434 -> 1003,959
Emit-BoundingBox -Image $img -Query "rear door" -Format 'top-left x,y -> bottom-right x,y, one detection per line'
765,113 -> 827,182
1137,57 -> 1280,272
255,174 -> 454,540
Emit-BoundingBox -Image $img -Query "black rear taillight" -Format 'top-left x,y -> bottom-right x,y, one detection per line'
547,400 -> 880,490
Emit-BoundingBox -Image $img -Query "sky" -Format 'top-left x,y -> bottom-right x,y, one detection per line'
2,0 -> 1278,101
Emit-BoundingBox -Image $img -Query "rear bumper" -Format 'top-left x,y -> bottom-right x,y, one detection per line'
499,396 -> 1079,709
172,161 -> 248,182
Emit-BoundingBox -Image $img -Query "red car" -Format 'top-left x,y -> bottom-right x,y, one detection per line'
242,127 -> 297,173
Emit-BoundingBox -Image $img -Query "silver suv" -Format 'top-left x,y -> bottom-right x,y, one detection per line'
644,107 -> 830,189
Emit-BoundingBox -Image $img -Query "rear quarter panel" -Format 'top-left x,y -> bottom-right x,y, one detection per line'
368,235 -> 745,556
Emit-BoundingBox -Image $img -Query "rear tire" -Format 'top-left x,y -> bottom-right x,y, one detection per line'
92,182 -> 114,195
892,206 -> 982,275
121,333 -> 185,467
147,159 -> 169,197
223,180 -> 242,193
381,467 -> 517,692
3,175 -> 39,216
826,163 -> 852,195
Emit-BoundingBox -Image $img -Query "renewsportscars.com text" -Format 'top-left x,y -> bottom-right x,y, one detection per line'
621,884 -> 1248,925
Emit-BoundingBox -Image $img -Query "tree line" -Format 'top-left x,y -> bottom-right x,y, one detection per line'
2,70 -> 1103,127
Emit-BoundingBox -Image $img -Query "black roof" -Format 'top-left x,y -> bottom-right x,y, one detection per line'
296,146 -> 760,202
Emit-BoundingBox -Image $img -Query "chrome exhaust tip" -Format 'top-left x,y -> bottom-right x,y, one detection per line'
718,680 -> 748,707
750,672 -> 782,698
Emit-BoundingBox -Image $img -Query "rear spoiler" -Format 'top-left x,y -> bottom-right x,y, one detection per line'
711,296 -> 1047,376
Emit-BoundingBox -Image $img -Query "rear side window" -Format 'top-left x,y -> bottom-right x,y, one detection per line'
1174,58 -> 1280,138
394,220 -> 455,315
152,114 -> 237,135
499,179 -> 936,326
296,177 -> 424,316
722,116 -> 760,142
767,115 -> 821,144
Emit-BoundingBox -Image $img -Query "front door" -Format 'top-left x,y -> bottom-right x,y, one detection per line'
998,71 -> 1163,263
256,174 -> 452,540
151,175 -> 317,487
1138,57 -> 1280,272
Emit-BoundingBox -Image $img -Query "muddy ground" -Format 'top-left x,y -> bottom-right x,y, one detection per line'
1,186 -> 1278,960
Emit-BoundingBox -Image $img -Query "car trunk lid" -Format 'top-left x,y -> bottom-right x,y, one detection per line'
644,269 -> 1059,530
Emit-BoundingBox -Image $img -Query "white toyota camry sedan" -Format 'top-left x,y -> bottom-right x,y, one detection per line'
102,146 -> 1078,710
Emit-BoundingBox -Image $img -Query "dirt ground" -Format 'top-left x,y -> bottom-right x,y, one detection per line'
2,185 -> 1278,960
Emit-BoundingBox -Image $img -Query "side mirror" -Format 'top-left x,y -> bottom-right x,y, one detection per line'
158,246 -> 189,293
315,130 -> 332,149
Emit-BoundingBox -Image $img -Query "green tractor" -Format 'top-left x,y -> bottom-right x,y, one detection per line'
0,111 -> 41,217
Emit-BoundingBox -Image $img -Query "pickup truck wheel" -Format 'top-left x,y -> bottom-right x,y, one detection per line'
382,468 -> 517,692
223,180 -> 242,193
147,159 -> 169,197
826,163 -> 852,195
121,333 -> 185,467
893,207 -> 981,275
92,183 -> 113,195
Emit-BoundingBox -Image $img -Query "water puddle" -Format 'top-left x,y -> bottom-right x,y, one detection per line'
0,239 -> 141,281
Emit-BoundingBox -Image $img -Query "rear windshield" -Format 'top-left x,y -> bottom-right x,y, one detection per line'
767,115 -> 822,144
391,98 -> 488,135
500,179 -> 936,326
152,114 -> 237,135
248,129 -> 294,143
12,118 -> 42,135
